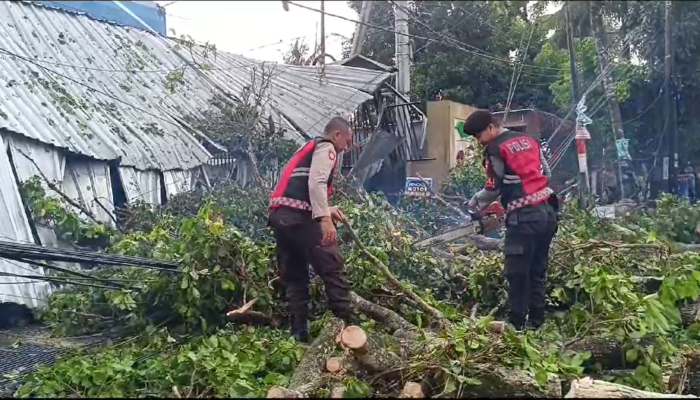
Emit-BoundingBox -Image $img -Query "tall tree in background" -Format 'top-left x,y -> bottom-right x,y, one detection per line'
329,0 -> 700,180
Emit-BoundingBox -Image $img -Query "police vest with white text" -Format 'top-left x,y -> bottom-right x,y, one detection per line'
484,131 -> 553,213
269,137 -> 338,212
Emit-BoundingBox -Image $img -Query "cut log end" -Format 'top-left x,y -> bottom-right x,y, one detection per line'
341,325 -> 368,353
399,382 -> 424,398
267,386 -> 304,398
326,357 -> 344,374
487,321 -> 505,334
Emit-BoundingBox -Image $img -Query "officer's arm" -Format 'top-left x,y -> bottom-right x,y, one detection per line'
470,154 -> 504,213
540,148 -> 552,178
308,141 -> 336,220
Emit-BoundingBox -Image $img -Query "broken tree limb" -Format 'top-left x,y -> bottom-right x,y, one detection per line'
226,298 -> 257,317
342,220 -> 450,329
565,377 -> 697,398
267,318 -> 344,398
350,291 -> 418,334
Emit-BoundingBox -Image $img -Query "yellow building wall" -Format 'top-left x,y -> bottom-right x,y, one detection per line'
407,100 -> 479,190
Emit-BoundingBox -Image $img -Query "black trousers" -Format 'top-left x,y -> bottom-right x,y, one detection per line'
269,207 -> 353,332
503,201 -> 558,329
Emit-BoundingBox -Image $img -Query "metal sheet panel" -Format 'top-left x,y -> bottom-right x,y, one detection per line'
62,160 -> 115,226
0,133 -> 51,308
7,134 -> 83,272
162,169 -> 194,198
0,1 -> 392,170
119,166 -> 161,207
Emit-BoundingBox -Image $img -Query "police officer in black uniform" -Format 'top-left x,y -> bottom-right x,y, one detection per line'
462,110 -> 559,331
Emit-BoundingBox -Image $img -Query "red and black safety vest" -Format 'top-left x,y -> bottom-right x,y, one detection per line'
269,137 -> 338,212
484,130 -> 553,213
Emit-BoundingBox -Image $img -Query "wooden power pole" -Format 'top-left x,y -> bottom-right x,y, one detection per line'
663,0 -> 677,193
565,1 -> 588,208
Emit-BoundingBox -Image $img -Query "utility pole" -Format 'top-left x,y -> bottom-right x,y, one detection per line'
663,0 -> 676,193
565,1 -> 588,208
393,1 -> 412,192
351,1 -> 374,56
394,1 -> 410,95
319,0 -> 326,76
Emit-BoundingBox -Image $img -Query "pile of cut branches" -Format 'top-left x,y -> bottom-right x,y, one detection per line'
11,180 -> 700,398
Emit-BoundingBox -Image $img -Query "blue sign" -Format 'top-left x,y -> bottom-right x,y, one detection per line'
405,177 -> 433,197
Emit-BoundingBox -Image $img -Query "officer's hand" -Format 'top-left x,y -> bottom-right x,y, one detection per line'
320,217 -> 338,245
329,206 -> 347,224
467,196 -> 478,212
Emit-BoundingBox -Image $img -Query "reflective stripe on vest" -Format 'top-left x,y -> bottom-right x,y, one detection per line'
506,187 -> 553,213
269,137 -> 337,211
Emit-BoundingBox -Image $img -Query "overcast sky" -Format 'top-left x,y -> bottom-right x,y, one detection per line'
156,1 -> 358,62
155,1 -> 562,63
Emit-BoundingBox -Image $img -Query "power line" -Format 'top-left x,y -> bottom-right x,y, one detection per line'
287,1 -> 566,74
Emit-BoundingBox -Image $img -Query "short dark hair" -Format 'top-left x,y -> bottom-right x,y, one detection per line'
462,109 -> 499,136
323,116 -> 351,135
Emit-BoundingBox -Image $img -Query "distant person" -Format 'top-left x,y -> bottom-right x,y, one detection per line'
684,163 -> 695,201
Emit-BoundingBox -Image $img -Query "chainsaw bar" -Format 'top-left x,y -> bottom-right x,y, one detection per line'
413,222 -> 481,249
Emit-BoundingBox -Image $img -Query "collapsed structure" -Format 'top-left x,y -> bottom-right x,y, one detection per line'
0,0 -> 395,308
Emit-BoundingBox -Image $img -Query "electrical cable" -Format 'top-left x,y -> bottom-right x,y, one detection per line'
287,1 -> 567,74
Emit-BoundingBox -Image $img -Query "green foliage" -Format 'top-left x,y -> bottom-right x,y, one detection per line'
20,176 -> 117,247
631,195 -> 700,244
443,158 -> 487,199
17,326 -> 302,398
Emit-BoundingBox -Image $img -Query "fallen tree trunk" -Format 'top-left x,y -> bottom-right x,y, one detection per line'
438,365 -> 562,398
566,377 -> 697,398
267,318 -> 345,398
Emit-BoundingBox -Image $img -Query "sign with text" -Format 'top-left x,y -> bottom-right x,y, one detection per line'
404,177 -> 433,197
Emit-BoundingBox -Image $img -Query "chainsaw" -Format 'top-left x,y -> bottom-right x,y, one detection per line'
413,202 -> 506,249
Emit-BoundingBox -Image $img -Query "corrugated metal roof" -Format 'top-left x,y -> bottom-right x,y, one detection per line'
0,1 -> 392,170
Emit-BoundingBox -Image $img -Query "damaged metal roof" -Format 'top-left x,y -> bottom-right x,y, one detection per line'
0,1 -> 393,170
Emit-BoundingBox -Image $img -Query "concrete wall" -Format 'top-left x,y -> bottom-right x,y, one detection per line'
407,100 -> 478,189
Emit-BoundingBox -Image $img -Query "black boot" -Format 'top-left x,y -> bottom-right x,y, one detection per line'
290,315 -> 310,343
527,308 -> 544,331
507,311 -> 526,332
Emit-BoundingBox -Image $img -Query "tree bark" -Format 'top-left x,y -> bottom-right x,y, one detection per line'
566,377 -> 697,398
267,318 -> 344,398
351,291 -> 419,334
439,364 -> 562,397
